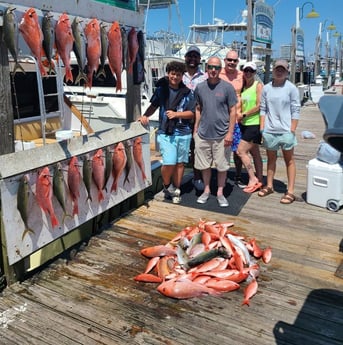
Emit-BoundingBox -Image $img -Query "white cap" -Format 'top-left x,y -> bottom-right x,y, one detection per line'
242,61 -> 257,71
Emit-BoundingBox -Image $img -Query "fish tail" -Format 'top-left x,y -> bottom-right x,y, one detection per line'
21,227 -> 35,241
38,61 -> 48,77
128,63 -> 133,75
51,213 -> 60,228
72,202 -> 78,216
13,62 -> 26,76
96,66 -> 106,79
75,70 -> 88,85
98,190 -> 104,202
64,66 -> 74,83
111,180 -> 117,192
115,78 -> 122,92
48,60 -> 56,75
86,193 -> 92,203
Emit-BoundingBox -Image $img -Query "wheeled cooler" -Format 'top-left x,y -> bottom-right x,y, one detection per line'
307,158 -> 343,211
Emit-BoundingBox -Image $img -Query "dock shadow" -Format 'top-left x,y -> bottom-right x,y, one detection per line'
273,288 -> 343,344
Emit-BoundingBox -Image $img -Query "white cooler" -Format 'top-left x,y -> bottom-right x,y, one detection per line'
307,158 -> 343,211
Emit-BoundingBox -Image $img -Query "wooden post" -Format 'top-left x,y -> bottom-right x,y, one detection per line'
0,27 -> 15,155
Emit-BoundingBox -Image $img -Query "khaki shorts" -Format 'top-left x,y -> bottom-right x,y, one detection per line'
194,133 -> 230,172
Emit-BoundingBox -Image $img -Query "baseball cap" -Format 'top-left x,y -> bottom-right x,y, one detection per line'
185,45 -> 200,56
274,60 -> 289,70
243,61 -> 257,71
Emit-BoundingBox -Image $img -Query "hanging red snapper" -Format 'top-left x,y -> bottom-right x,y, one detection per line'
68,156 -> 81,216
133,136 -> 147,181
55,13 -> 74,83
107,21 -> 123,92
36,167 -> 59,228
84,18 -> 101,88
92,148 -> 105,202
19,7 -> 47,77
111,142 -> 127,192
127,27 -> 139,75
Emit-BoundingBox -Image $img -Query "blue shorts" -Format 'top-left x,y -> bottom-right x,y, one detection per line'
157,133 -> 192,165
262,132 -> 297,151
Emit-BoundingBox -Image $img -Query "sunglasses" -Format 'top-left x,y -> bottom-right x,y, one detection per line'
243,68 -> 255,73
207,65 -> 221,71
225,58 -> 238,63
186,54 -> 200,58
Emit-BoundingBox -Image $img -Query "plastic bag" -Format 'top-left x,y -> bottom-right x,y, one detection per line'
316,141 -> 342,164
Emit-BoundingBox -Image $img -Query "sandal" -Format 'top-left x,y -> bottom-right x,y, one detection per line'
243,182 -> 262,193
258,186 -> 274,197
280,192 -> 296,204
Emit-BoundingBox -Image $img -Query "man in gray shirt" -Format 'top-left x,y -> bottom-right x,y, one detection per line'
194,56 -> 237,207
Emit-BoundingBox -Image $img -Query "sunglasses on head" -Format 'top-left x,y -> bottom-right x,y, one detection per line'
207,64 -> 221,71
225,58 -> 238,63
243,68 -> 255,73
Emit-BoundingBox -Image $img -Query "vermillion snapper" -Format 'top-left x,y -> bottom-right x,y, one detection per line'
132,136 -> 146,181
111,142 -> 127,192
127,27 -> 139,75
84,18 -> 101,89
107,21 -> 122,92
36,167 -> 59,228
3,6 -> 25,75
68,156 -> 81,216
41,12 -> 55,74
55,13 -> 74,83
19,7 -> 47,77
92,148 -> 105,202
71,16 -> 88,85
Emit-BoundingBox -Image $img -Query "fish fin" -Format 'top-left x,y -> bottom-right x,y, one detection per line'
96,67 -> 106,79
98,190 -> 104,202
13,62 -> 26,76
75,71 -> 88,85
51,214 -> 60,228
21,227 -> 35,241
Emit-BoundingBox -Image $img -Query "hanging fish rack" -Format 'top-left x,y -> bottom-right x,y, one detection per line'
0,0 -> 155,284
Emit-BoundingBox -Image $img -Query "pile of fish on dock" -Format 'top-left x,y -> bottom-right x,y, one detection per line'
135,220 -> 272,305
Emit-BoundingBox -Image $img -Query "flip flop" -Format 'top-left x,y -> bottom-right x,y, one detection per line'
243,182 -> 262,193
258,186 -> 274,197
280,192 -> 296,204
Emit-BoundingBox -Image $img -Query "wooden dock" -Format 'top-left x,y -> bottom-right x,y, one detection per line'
0,103 -> 343,345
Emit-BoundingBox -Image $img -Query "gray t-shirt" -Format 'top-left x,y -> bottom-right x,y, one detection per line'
195,79 -> 237,140
260,79 -> 300,133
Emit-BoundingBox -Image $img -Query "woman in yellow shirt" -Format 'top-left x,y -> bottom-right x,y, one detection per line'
236,62 -> 263,193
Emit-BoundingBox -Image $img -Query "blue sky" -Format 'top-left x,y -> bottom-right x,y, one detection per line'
144,0 -> 341,60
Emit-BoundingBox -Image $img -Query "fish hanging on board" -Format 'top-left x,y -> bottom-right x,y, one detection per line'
3,6 -> 25,75
133,30 -> 145,85
19,7 -> 47,77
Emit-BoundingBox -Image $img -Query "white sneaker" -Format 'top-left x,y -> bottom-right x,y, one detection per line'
172,188 -> 181,204
197,192 -> 210,204
217,195 -> 229,207
163,184 -> 176,200
193,179 -> 204,191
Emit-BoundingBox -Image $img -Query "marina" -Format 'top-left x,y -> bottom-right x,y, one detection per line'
0,102 -> 342,344
0,1 -> 342,344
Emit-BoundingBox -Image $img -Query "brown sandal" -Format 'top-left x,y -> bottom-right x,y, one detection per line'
280,192 -> 296,204
258,186 -> 274,197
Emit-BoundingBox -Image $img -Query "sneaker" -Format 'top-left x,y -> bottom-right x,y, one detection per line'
197,192 -> 210,204
217,195 -> 229,207
193,179 -> 204,191
235,177 -> 247,189
163,184 -> 176,200
172,188 -> 181,204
